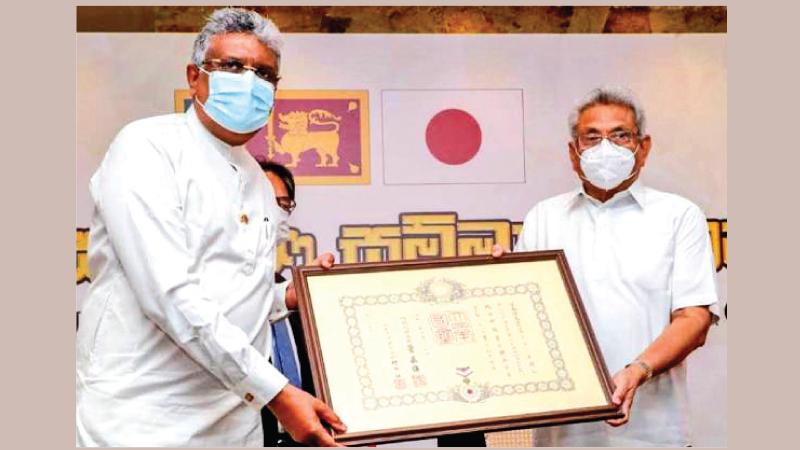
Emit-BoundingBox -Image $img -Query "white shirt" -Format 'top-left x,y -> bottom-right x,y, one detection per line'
515,181 -> 718,447
76,107 -> 290,447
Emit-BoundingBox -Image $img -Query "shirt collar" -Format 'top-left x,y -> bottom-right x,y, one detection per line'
186,105 -> 235,162
567,179 -> 647,210
627,180 -> 647,208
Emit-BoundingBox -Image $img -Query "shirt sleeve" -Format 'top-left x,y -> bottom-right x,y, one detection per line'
513,205 -> 540,252
269,279 -> 291,322
93,125 -> 288,410
670,204 -> 720,321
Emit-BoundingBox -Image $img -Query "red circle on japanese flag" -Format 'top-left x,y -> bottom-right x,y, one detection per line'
425,109 -> 482,165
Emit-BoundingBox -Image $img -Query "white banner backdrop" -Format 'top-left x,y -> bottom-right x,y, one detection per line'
77,32 -> 726,446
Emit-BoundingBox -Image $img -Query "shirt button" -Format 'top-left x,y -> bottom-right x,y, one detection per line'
243,263 -> 255,275
244,393 -> 254,402
240,214 -> 249,225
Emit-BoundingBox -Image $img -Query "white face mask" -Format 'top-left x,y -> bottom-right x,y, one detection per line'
576,138 -> 639,191
275,208 -> 291,245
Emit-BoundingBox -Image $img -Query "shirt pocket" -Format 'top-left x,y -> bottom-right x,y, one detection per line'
260,195 -> 282,256
256,215 -> 281,269
260,214 -> 273,251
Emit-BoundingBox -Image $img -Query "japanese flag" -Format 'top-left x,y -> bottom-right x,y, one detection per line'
381,89 -> 525,185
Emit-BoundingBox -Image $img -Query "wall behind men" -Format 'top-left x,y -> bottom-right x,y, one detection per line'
76,32 -> 726,446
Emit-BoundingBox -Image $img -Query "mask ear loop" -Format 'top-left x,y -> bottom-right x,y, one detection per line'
573,140 -> 642,193
621,142 -> 642,184
193,65 -> 211,112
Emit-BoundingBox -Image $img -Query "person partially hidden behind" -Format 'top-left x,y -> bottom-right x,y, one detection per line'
258,160 -> 321,447
76,8 -> 345,447
494,85 -> 719,446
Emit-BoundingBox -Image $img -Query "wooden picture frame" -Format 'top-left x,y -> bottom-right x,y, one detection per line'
292,251 -> 621,445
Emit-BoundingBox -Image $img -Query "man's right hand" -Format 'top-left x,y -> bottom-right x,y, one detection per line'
491,244 -> 509,258
267,384 -> 347,447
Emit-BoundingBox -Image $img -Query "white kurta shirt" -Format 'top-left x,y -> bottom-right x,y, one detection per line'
76,106 -> 290,447
515,181 -> 718,447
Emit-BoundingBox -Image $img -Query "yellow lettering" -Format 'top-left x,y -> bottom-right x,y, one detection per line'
401,213 -> 458,259
276,227 -> 318,273
76,228 -> 91,284
511,223 -> 524,250
707,220 -> 723,271
456,220 -> 512,256
706,219 -> 728,272
337,225 -> 402,264
721,219 -> 727,269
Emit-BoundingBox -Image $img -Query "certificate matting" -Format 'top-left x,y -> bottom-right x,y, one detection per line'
293,251 -> 621,445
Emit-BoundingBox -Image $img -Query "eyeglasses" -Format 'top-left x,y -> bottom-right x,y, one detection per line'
276,196 -> 296,213
201,58 -> 281,86
576,129 -> 639,149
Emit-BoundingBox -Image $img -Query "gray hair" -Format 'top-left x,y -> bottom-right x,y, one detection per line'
568,85 -> 646,139
191,8 -> 283,69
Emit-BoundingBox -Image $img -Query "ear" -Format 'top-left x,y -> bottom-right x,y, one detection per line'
568,141 -> 581,174
186,64 -> 200,97
637,135 -> 652,169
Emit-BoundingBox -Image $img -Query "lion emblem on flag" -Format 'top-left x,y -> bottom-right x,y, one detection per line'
268,109 -> 342,168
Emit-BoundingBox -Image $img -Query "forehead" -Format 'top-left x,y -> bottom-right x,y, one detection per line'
206,32 -> 277,68
576,103 -> 636,131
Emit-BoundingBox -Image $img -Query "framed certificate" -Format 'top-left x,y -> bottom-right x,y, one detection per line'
292,251 -> 621,445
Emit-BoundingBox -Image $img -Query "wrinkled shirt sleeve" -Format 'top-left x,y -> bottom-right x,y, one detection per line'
670,204 -> 720,321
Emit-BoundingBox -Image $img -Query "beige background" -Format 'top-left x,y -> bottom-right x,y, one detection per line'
74,28 -> 727,446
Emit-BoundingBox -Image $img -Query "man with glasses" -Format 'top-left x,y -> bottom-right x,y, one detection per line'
77,8 -> 345,447
497,86 -> 718,446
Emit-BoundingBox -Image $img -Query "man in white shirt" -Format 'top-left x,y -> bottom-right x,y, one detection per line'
76,8 -> 345,447
498,86 -> 718,446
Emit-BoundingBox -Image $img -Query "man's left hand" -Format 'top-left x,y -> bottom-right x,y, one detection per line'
606,364 -> 648,427
285,252 -> 336,310
310,252 -> 335,270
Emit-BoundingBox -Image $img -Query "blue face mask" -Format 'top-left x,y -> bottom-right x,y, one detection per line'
195,67 -> 275,134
